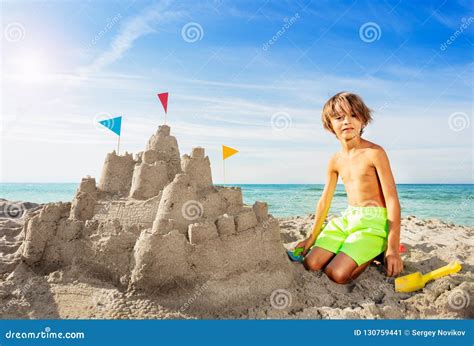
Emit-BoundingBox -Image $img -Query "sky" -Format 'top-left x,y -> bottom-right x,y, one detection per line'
1,0 -> 473,184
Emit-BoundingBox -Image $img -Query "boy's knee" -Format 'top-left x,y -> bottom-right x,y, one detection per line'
303,256 -> 324,272
324,266 -> 351,284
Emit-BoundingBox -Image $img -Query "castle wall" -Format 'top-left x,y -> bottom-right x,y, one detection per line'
92,194 -> 162,228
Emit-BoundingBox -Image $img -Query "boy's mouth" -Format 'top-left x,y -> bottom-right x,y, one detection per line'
342,128 -> 353,132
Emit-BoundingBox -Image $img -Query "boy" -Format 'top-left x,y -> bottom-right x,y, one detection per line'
296,92 -> 403,284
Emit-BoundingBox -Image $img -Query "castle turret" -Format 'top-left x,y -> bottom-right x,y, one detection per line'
146,125 -> 181,180
129,160 -> 169,200
152,173 -> 199,234
181,147 -> 213,190
98,151 -> 135,196
128,125 -> 184,200
70,176 -> 99,220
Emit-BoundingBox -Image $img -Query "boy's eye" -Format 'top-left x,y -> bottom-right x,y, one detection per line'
351,114 -> 357,118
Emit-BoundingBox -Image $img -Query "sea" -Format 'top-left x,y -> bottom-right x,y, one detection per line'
0,183 -> 472,227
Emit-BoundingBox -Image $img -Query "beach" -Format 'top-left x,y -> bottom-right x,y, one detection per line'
1,199 -> 472,319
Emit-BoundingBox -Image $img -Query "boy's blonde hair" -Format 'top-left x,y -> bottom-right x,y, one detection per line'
322,92 -> 373,135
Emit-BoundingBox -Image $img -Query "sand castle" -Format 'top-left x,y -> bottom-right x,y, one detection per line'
15,125 -> 294,310
1,127 -> 471,319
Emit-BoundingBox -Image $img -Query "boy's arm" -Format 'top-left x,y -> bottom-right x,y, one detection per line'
372,148 -> 403,276
307,155 -> 338,243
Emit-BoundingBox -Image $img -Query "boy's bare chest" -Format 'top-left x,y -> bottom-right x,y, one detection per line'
336,155 -> 377,184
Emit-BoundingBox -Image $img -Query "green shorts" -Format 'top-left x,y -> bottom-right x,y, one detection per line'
311,205 -> 389,266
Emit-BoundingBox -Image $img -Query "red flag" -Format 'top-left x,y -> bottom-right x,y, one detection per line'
157,92 -> 168,114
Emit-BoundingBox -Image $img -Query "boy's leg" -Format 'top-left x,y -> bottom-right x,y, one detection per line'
324,252 -> 372,284
303,246 -> 336,271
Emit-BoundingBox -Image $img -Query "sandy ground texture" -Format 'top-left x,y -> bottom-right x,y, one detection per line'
1,202 -> 472,319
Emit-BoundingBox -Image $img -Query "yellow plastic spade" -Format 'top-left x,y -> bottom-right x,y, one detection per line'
395,261 -> 462,293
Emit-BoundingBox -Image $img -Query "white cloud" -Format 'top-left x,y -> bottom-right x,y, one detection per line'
80,0 -> 181,74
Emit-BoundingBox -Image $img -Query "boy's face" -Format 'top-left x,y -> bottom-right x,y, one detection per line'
330,104 -> 363,140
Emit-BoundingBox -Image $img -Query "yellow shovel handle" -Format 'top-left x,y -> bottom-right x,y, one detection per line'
423,261 -> 462,283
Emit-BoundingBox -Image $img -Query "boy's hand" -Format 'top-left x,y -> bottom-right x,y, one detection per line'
384,250 -> 404,277
295,238 -> 314,256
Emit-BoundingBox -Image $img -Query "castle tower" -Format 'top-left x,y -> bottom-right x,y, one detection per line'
129,161 -> 169,200
98,151 -> 135,196
70,176 -> 98,220
145,125 -> 181,180
128,125 -> 183,200
181,147 -> 213,191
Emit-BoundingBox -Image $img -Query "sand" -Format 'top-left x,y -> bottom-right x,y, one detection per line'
0,124 -> 472,319
1,203 -> 472,319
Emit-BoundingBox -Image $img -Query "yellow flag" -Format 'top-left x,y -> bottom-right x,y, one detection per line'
222,145 -> 238,160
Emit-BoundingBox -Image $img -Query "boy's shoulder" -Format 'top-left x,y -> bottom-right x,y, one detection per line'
363,140 -> 385,154
329,141 -> 388,167
362,140 -> 391,164
331,140 -> 386,157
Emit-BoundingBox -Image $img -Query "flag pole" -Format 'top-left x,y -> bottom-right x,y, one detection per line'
223,159 -> 226,185
117,135 -> 121,155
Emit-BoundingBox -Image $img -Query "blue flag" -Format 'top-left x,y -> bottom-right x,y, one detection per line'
99,116 -> 122,136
